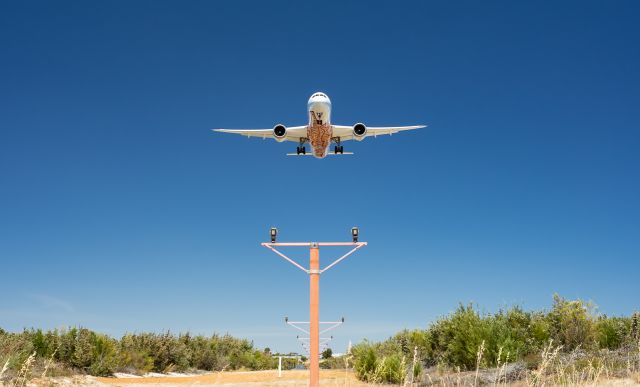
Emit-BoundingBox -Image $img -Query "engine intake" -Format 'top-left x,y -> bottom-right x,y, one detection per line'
353,123 -> 367,141
273,124 -> 287,142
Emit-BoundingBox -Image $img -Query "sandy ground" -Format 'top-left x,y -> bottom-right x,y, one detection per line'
98,370 -> 371,386
27,369 -> 373,386
25,369 -> 640,386
26,373 -> 640,387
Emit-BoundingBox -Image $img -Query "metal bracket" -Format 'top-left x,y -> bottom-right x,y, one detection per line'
286,319 -> 345,336
261,242 -> 367,274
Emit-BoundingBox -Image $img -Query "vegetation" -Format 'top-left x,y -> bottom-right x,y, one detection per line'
3,294 -> 639,386
0,328 -> 279,381
351,295 -> 640,384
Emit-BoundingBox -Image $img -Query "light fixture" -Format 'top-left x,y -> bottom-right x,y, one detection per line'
351,227 -> 359,243
270,227 -> 278,243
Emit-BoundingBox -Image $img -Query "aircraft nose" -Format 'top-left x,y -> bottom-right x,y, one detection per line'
308,93 -> 331,104
315,96 -> 331,105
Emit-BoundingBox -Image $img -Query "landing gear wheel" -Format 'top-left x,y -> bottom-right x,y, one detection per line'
334,145 -> 339,154
296,146 -> 301,155
301,146 -> 306,155
339,146 -> 344,154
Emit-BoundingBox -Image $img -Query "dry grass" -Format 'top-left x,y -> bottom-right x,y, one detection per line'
0,358 -> 9,379
40,348 -> 57,378
494,346 -> 511,386
527,340 -> 563,387
419,339 -> 640,387
13,351 -> 36,387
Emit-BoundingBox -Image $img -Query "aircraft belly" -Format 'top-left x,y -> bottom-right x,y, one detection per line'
307,124 -> 332,158
307,101 -> 332,158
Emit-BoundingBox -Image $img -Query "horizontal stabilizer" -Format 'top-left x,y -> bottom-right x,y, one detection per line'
286,152 -> 354,156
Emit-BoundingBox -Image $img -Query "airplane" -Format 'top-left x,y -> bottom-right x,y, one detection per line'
213,92 -> 426,159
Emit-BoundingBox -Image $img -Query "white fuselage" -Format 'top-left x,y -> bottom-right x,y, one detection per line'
307,93 -> 333,158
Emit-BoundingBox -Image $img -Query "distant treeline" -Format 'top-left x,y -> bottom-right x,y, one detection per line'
352,295 -> 640,384
0,329 -> 288,378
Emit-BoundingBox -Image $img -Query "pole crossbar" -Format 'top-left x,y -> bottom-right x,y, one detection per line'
298,338 -> 333,344
261,242 -> 367,274
286,319 -> 344,336
262,242 -> 367,247
298,338 -> 333,341
286,321 -> 344,324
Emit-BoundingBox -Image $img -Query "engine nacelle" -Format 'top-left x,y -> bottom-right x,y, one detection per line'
353,123 -> 367,141
273,124 -> 287,142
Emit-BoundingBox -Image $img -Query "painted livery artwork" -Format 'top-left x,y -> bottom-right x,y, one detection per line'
307,111 -> 333,158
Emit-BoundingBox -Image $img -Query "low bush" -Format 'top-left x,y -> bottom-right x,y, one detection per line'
351,295 -> 637,383
0,328 -> 277,379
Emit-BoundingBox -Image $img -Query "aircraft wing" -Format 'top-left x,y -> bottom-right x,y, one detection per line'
213,126 -> 307,142
331,125 -> 426,141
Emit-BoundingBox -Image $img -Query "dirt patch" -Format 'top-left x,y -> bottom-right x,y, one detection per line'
94,369 -> 372,386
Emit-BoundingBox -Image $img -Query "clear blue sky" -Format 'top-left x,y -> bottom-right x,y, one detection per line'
1,1 -> 639,354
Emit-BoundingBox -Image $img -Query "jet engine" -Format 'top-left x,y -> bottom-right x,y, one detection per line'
273,124 -> 287,142
353,123 -> 367,141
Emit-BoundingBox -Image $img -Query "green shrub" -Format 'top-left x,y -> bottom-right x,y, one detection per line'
0,328 -> 277,377
319,356 -> 343,369
547,294 -> 597,351
187,336 -> 218,371
374,354 -> 405,384
89,334 -> 117,376
413,360 -> 422,380
428,303 -> 488,369
596,316 -> 630,349
351,295 -> 637,383
353,342 -> 378,381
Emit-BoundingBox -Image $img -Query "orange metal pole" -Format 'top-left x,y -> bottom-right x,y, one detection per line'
309,243 -> 320,387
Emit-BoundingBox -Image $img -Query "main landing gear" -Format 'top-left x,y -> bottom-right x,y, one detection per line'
332,137 -> 344,154
296,138 -> 307,155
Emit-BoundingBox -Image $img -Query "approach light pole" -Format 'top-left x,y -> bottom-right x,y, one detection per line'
262,229 -> 366,387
